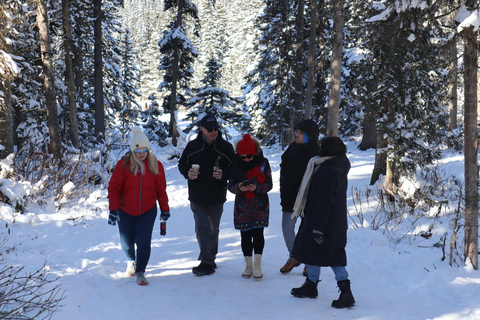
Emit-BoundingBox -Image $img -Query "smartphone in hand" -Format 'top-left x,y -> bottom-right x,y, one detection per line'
242,176 -> 257,185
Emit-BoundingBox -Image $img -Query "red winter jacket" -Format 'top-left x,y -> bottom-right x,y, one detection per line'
108,158 -> 170,215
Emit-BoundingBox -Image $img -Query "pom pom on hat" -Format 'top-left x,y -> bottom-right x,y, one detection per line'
237,134 -> 256,155
130,126 -> 150,151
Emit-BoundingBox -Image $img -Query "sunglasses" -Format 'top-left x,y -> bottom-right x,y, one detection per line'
239,155 -> 254,160
207,127 -> 219,133
134,148 -> 149,154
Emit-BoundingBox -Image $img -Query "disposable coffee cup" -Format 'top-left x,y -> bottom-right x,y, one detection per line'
192,164 -> 200,178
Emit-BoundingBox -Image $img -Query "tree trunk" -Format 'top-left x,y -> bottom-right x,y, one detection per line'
73,12 -> 84,105
305,0 -> 317,120
0,77 -> 14,159
358,80 -> 377,150
62,0 -> 80,149
294,0 -> 305,124
169,0 -> 184,147
463,18 -> 478,270
37,0 -> 62,156
326,0 -> 344,137
371,30 -> 397,186
448,38 -> 458,131
370,132 -> 386,185
94,0 -> 105,139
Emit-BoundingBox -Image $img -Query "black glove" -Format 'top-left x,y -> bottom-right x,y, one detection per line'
313,229 -> 325,245
108,210 -> 119,226
160,211 -> 170,221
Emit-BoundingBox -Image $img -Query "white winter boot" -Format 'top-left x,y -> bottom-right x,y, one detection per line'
126,260 -> 136,277
242,256 -> 253,278
253,254 -> 263,280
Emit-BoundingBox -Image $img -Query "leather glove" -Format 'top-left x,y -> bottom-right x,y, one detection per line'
313,229 -> 325,245
160,211 -> 170,221
108,210 -> 119,226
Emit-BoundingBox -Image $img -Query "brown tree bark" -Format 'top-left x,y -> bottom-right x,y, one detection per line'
463,7 -> 478,269
62,0 -> 80,148
73,13 -> 84,104
305,0 -> 317,120
448,38 -> 458,131
370,133 -> 387,185
294,0 -> 305,124
93,0 -> 105,138
358,80 -> 377,150
169,0 -> 185,147
0,77 -> 14,158
326,0 -> 344,137
37,0 -> 62,156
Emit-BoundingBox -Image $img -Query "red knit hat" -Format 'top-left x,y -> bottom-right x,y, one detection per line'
237,134 -> 256,155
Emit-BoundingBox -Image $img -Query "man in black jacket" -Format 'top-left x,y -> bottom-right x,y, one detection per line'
178,115 -> 235,275
279,119 -> 320,273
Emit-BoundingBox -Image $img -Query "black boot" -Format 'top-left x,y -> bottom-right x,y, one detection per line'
291,278 -> 318,298
331,280 -> 355,308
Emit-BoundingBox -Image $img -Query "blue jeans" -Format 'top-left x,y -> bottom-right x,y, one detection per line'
191,202 -> 224,265
306,265 -> 349,282
117,206 -> 157,273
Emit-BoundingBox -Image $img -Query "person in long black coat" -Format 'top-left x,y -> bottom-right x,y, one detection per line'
290,137 -> 355,309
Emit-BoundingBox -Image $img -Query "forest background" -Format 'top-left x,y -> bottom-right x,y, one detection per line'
1,0 -> 480,317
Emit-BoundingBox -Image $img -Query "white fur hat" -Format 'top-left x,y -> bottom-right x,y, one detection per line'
130,126 -> 150,151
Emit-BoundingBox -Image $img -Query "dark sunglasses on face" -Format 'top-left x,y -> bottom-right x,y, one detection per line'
207,127 -> 219,133
239,154 -> 254,160
134,148 -> 149,154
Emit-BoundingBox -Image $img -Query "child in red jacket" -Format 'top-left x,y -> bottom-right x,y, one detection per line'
108,126 -> 170,285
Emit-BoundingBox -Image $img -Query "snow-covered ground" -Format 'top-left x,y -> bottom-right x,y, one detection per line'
1,122 -> 480,320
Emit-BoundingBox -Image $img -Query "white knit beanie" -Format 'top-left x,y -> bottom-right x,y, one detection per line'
130,126 -> 150,151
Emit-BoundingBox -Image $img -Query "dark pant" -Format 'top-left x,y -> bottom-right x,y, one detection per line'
117,206 -> 157,273
241,227 -> 265,256
190,202 -> 224,265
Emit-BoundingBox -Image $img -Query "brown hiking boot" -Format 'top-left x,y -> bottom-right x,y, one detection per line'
280,257 -> 300,273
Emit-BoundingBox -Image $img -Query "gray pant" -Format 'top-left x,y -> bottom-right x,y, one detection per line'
191,202 -> 224,265
282,211 -> 299,255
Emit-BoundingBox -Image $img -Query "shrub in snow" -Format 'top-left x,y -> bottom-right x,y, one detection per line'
0,236 -> 65,319
350,166 -> 464,266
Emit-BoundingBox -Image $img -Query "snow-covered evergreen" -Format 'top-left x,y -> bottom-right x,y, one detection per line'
185,58 -> 242,137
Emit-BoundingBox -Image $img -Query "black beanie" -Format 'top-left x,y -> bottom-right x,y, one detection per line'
319,136 -> 346,156
295,119 -> 319,144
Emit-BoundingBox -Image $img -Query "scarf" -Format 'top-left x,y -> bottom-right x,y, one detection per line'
292,156 -> 335,218
245,164 -> 266,199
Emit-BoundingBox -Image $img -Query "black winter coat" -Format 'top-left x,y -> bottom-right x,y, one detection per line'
291,155 -> 351,267
178,131 -> 235,205
280,141 -> 320,212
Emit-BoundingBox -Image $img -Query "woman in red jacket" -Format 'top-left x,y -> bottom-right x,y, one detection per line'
108,126 -> 170,285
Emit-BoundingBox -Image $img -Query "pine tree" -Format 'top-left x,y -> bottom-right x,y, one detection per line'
70,0 -> 96,145
223,0 -> 263,97
6,1 -> 49,154
102,0 -> 126,129
118,28 -> 142,140
142,93 -> 169,147
158,0 -> 200,145
352,0 -> 448,188
0,1 -> 21,158
185,58 -> 242,138
243,0 -> 298,146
